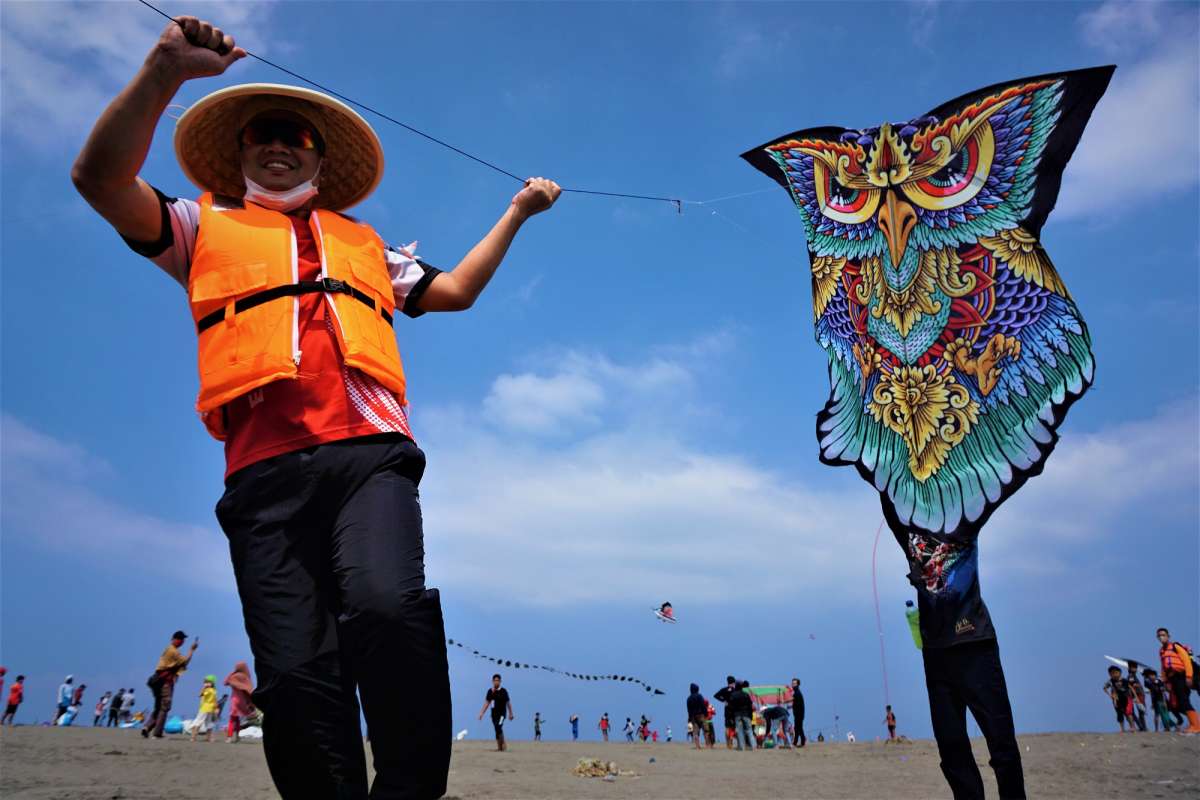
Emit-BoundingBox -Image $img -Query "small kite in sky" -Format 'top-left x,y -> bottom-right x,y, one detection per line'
653,602 -> 677,623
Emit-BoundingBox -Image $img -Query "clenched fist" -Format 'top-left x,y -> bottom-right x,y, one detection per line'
511,177 -> 562,221
148,15 -> 246,82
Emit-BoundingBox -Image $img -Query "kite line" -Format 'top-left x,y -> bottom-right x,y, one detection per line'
446,637 -> 667,695
137,0 -> 687,211
871,518 -> 891,707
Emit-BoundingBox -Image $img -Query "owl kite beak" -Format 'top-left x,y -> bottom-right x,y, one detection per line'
877,192 -> 917,268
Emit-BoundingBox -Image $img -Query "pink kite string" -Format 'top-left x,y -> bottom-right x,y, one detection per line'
871,518 -> 891,707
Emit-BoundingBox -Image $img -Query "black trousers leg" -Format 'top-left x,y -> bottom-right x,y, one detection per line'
218,450 -> 369,800
330,440 -> 451,800
959,641 -> 1025,799
924,646 -> 986,800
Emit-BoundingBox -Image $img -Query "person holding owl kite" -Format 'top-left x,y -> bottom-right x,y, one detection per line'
743,66 -> 1115,799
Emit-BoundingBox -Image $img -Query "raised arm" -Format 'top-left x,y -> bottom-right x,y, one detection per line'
71,17 -> 245,242
416,178 -> 561,312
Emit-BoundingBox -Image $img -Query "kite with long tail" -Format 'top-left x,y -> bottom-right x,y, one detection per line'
447,638 -> 667,695
742,66 -> 1114,798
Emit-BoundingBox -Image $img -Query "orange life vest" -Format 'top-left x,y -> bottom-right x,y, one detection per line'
1161,642 -> 1194,679
188,193 -> 406,439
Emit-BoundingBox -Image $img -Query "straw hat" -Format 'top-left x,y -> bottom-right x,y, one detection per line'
174,83 -> 384,211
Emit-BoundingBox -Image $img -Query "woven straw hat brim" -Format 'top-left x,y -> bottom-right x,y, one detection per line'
174,83 -> 383,212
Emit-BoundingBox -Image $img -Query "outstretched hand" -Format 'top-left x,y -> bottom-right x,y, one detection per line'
151,16 -> 246,82
511,177 -> 561,221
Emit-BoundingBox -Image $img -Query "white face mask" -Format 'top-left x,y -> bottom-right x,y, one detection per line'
242,166 -> 320,212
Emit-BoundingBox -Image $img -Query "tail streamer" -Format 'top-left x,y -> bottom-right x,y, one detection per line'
446,638 -> 666,695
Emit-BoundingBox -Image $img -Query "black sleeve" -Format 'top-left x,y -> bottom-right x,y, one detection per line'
401,259 -> 443,319
119,186 -> 176,258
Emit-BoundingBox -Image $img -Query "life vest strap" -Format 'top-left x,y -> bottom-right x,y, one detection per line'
195,277 -> 392,333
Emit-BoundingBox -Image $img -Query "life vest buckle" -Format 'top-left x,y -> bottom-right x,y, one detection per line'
321,277 -> 352,295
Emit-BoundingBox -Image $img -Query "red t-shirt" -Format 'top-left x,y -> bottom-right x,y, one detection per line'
7,683 -> 21,706
222,217 -> 414,477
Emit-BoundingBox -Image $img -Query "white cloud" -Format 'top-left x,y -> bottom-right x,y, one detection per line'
483,371 -> 605,434
1079,0 -> 1167,54
5,343 -> 1194,611
420,342 -> 1199,607
0,0 -> 278,153
984,398 -> 1199,574
1057,5 -> 1200,218
1,414 -> 233,593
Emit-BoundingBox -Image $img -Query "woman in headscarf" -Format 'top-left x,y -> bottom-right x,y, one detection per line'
223,662 -> 255,743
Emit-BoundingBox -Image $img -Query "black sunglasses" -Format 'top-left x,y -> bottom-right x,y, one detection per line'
238,118 -> 325,154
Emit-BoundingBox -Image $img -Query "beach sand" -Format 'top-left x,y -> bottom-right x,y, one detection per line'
1,727 -> 1197,799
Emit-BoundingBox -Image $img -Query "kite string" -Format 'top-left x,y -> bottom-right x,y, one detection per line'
136,0 -> 684,208
871,518 -> 891,708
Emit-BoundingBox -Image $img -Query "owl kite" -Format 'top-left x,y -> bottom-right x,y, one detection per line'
742,67 -> 1114,541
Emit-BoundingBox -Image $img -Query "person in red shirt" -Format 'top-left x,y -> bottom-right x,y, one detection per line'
3,675 -> 24,727
72,14 -> 559,800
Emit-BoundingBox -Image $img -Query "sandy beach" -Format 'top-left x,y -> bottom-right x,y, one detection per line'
1,727 -> 1197,799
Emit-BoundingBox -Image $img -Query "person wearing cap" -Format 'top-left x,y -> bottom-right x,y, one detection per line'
72,14 -> 559,800
143,630 -> 198,738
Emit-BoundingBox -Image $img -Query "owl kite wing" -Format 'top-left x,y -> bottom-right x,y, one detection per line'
743,66 -> 1114,541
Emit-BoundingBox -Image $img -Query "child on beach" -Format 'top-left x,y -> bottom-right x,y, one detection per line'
885,706 -> 897,740
1143,669 -> 1174,732
191,675 -> 219,742
224,662 -> 255,743
189,681 -> 220,743
624,718 -> 635,742
3,675 -> 24,726
1126,669 -> 1148,732
1104,666 -> 1135,732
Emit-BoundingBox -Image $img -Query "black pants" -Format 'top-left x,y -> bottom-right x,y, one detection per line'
491,714 -> 505,745
1168,673 -> 1194,714
923,639 -> 1025,800
216,435 -> 451,800
791,712 -> 806,746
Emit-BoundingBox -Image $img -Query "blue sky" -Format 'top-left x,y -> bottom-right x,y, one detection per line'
2,0 -> 1197,743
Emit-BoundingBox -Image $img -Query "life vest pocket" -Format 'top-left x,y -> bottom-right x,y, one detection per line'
190,261 -> 269,303
346,257 -> 396,314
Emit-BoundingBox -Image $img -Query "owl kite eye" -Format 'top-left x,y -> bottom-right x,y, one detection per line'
901,123 -> 995,211
813,160 -> 880,225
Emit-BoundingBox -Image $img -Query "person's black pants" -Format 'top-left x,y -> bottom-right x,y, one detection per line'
491,714 -> 505,746
923,639 -> 1025,800
216,435 -> 451,800
791,713 -> 806,746
1168,673 -> 1195,714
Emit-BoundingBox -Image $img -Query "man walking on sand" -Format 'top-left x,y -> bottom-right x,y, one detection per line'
143,631 -> 198,738
686,683 -> 708,751
1158,628 -> 1198,734
479,674 -> 514,752
74,13 -> 558,798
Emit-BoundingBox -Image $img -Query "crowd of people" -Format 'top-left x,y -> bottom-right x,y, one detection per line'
0,630 -> 259,745
1103,628 -> 1199,735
